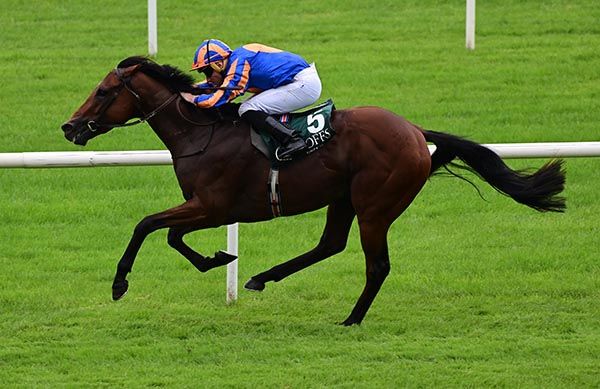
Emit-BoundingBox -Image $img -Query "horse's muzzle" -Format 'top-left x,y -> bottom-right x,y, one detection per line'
61,119 -> 92,145
61,121 -> 75,139
62,120 -> 79,141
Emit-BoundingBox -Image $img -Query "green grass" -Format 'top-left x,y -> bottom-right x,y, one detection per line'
1,0 -> 600,387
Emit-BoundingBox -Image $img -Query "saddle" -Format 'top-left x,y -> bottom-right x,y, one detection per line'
250,99 -> 336,164
209,100 -> 336,217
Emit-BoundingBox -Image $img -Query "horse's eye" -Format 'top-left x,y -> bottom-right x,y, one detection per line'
96,88 -> 107,98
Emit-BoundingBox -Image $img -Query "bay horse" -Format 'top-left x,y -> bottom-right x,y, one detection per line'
61,57 -> 565,325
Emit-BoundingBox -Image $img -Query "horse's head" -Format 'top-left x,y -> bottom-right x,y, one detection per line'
61,65 -> 143,146
63,57 -> 199,146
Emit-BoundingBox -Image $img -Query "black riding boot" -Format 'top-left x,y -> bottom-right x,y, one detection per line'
241,110 -> 306,160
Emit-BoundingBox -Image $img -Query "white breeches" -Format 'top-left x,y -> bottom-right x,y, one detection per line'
238,63 -> 322,116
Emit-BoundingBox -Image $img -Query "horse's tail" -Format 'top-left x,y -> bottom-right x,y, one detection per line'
421,129 -> 566,212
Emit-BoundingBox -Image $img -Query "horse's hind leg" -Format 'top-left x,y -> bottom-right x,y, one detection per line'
341,221 -> 391,326
342,153 -> 430,325
245,196 -> 355,291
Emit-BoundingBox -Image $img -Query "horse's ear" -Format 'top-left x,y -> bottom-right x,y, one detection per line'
119,64 -> 142,77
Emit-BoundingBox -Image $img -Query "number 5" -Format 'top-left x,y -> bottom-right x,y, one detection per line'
307,111 -> 325,134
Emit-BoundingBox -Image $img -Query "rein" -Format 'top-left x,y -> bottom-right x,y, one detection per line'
88,93 -> 179,132
175,98 -> 220,127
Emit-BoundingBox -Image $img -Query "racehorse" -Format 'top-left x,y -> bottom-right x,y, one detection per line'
61,57 -> 565,326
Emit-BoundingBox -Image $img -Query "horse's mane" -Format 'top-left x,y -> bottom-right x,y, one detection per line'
117,56 -> 196,93
117,56 -> 242,119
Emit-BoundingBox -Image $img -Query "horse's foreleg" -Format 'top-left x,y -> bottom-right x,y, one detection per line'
245,197 -> 355,291
167,226 -> 237,272
112,197 -> 208,300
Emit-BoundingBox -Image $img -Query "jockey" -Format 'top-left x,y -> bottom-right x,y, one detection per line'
181,39 -> 322,160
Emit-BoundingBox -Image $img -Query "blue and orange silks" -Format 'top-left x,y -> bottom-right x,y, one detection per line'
192,44 -> 310,109
191,39 -> 232,71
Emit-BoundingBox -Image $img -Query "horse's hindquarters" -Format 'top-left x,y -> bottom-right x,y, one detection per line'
333,107 -> 431,220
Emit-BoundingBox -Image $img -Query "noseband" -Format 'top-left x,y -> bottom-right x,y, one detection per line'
86,67 -> 178,132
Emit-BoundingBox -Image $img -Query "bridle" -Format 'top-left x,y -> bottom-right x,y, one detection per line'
85,65 -> 225,159
86,67 -> 178,133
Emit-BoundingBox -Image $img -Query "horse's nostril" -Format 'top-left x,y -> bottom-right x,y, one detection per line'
61,123 -> 74,132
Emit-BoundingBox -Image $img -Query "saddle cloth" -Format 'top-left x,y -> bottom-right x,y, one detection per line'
250,99 -> 336,164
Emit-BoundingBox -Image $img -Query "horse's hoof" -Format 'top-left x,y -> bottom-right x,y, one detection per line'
214,250 -> 238,266
244,278 -> 265,292
339,318 -> 361,327
112,280 -> 129,301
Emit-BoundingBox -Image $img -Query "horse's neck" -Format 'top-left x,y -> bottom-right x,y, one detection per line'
147,97 -> 245,159
131,73 -> 244,158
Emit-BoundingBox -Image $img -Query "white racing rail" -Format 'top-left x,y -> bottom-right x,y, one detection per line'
2,143 -> 600,168
2,141 -> 600,303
